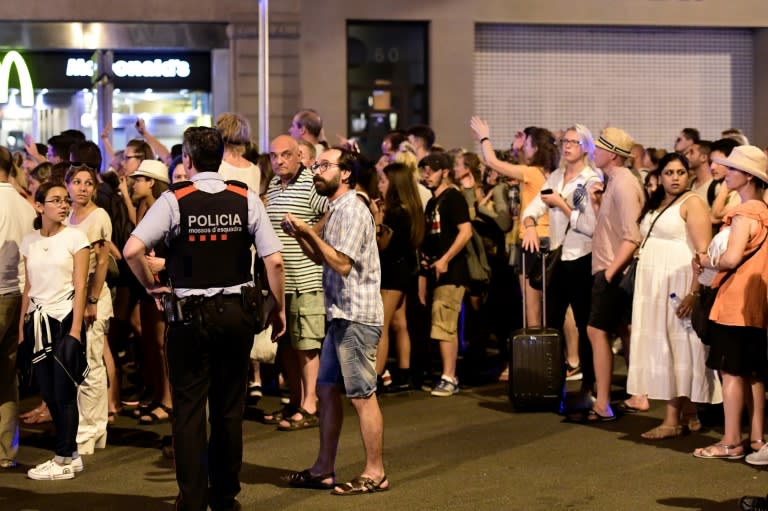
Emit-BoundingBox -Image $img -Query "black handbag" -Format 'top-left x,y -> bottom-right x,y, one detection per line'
691,231 -> 768,342
619,257 -> 638,297
619,194 -> 682,300
690,286 -> 717,343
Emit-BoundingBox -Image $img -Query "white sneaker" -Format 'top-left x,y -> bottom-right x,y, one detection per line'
71,456 -> 84,473
27,459 -> 76,480
747,444 -> 768,466
431,377 -> 459,397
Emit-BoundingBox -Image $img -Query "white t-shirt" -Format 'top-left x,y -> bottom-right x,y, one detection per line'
219,160 -> 261,196
20,227 -> 90,318
67,207 -> 113,274
0,183 -> 36,294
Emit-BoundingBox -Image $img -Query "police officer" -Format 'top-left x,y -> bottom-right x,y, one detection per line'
124,126 -> 285,511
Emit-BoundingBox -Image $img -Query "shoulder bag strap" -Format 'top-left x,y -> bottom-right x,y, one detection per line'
717,227 -> 768,289
639,192 -> 684,250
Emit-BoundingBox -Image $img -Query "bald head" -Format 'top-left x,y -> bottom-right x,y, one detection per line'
270,134 -> 301,183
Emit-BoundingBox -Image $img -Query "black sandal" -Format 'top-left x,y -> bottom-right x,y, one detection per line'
262,405 -> 297,425
277,407 -> 319,431
288,469 -> 335,489
332,475 -> 389,496
139,404 -> 173,425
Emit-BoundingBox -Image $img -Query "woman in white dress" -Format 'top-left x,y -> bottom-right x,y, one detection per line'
626,152 -> 722,439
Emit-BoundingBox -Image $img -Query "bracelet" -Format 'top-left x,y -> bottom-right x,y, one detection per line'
479,137 -> 490,144
688,291 -> 700,297
524,224 -> 536,229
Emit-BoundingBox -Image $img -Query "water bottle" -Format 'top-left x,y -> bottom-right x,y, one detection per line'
669,293 -> 693,331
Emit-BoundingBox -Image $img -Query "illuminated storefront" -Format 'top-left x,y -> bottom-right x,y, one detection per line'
0,49 -> 213,153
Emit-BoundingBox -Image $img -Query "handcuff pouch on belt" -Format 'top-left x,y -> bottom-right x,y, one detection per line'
162,294 -> 190,325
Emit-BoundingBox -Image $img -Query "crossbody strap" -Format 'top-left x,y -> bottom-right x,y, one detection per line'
639,192 -> 683,251
717,228 -> 768,289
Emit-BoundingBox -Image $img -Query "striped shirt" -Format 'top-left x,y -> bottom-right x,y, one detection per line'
266,166 -> 328,294
322,190 -> 383,326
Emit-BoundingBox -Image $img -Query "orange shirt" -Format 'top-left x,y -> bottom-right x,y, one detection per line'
518,165 -> 549,238
710,200 -> 768,328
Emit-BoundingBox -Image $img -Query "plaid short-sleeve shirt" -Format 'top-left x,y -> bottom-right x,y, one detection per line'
322,190 -> 383,326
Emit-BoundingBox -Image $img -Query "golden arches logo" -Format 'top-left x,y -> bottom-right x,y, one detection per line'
0,51 -> 34,107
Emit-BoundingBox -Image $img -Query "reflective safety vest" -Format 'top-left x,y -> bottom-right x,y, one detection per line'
166,180 -> 252,288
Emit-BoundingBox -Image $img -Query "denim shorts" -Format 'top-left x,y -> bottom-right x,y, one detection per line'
317,319 -> 382,398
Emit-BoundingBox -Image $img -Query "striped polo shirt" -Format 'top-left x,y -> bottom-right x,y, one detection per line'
266,166 -> 328,294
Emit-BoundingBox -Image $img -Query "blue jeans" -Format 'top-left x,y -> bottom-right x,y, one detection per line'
317,319 -> 381,398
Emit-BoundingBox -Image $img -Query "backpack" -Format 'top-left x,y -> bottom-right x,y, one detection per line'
465,226 -> 492,286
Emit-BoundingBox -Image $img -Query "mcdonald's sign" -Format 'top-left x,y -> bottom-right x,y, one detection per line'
0,51 -> 34,107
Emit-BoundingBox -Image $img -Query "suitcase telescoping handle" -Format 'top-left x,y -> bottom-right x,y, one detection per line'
521,244 -> 548,329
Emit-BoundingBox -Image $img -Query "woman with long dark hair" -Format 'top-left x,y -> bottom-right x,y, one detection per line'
129,161 -> 173,426
374,162 -> 425,391
626,153 -> 720,440
21,182 -> 89,479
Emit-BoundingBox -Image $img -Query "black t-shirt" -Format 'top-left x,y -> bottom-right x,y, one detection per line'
380,205 -> 416,288
421,187 -> 470,287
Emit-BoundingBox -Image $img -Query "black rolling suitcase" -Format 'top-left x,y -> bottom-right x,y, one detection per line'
509,247 -> 565,412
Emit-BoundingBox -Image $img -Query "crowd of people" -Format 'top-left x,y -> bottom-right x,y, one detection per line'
2,110 -> 768,509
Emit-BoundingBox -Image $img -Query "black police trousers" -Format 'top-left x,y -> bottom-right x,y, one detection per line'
166,294 -> 256,511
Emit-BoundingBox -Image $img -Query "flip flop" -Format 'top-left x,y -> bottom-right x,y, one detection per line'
332,475 -> 389,496
617,402 -> 649,414
587,409 -> 617,423
693,443 -> 745,460
288,469 -> 335,489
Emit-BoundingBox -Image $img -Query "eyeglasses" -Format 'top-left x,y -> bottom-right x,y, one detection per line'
560,139 -> 581,147
309,161 -> 341,174
123,154 -> 141,161
45,197 -> 72,206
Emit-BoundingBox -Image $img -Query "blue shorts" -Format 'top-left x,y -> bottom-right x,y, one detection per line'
317,319 -> 381,398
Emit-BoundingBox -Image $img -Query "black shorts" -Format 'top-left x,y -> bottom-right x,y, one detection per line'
706,322 -> 768,381
588,270 -> 630,335
520,238 -> 550,277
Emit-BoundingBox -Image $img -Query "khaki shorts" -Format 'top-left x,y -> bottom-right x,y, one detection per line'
430,285 -> 465,342
282,291 -> 325,351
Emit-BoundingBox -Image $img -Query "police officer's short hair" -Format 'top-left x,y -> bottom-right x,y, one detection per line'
183,127 -> 225,173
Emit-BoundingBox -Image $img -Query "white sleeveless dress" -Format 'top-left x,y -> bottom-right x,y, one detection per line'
626,195 -> 723,403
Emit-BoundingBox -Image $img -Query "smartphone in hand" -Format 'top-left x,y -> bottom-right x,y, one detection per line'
540,188 -> 553,195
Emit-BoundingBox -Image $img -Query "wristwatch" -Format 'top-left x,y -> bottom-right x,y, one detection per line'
87,296 -> 99,304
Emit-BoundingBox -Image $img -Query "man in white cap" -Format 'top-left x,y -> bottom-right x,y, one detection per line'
585,127 -> 645,422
